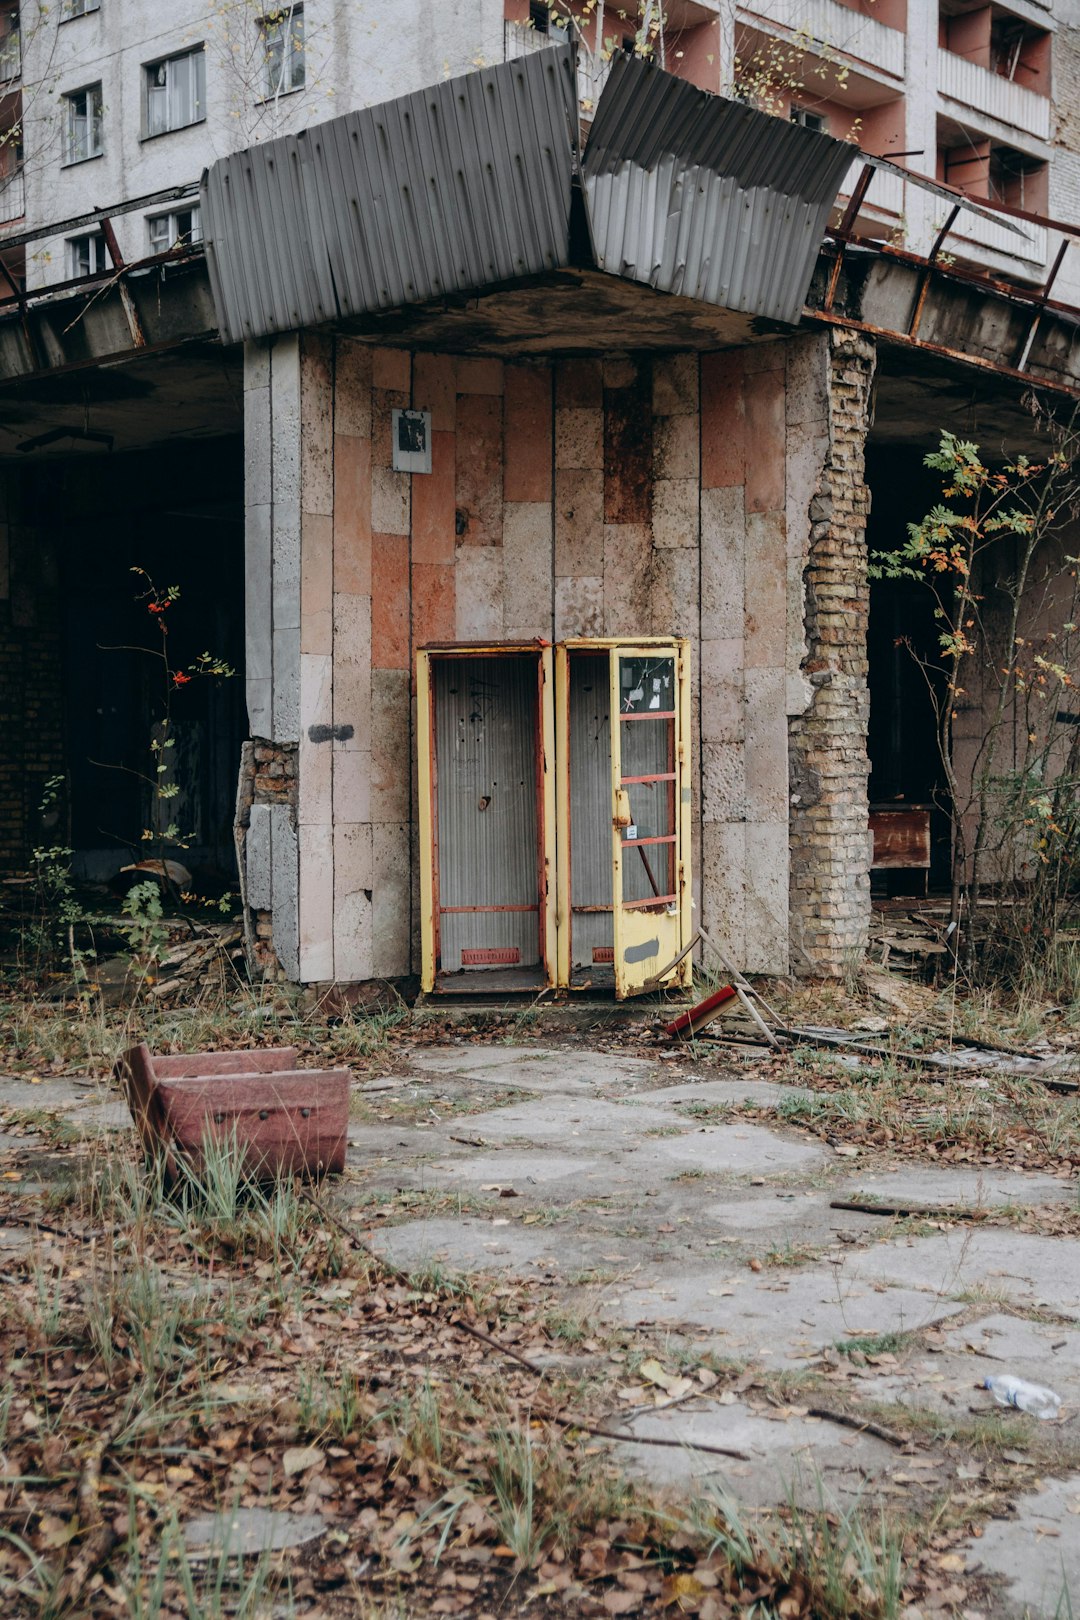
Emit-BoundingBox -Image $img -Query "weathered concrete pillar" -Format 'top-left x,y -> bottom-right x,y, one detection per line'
788,327 -> 876,976
237,335 -> 302,981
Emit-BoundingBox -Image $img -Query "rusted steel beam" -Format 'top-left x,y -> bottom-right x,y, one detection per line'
1016,238 -> 1070,373
0,243 -> 203,317
98,218 -> 147,349
0,183 -> 200,254
806,305 -> 1080,401
824,164 -> 877,314
908,204 -> 959,339
822,225 -> 1078,315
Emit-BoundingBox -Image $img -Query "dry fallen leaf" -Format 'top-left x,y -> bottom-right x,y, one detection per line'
282,1444 -> 324,1477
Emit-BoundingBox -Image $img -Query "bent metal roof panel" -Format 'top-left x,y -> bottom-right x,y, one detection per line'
580,54 -> 856,324
201,46 -> 579,346
201,46 -> 857,343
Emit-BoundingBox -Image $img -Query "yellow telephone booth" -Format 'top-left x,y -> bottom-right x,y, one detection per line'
418,638 -> 691,999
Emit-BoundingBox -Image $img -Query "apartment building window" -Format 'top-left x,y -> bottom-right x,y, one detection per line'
62,1 -> 102,17
64,85 -> 103,163
68,231 -> 109,278
989,144 -> 1048,211
148,206 -> 201,253
0,2 -> 19,83
791,105 -> 828,134
262,5 -> 305,97
145,48 -> 205,137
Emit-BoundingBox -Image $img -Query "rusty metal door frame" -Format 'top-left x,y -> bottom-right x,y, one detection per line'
417,642 -> 556,994
419,637 -> 690,996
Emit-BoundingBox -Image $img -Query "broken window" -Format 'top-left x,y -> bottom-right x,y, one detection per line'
67,230 -> 109,278
63,84 -> 103,163
261,5 -> 305,97
145,48 -> 205,137
147,206 -> 201,254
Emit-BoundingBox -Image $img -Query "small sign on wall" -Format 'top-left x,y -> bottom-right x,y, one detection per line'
392,408 -> 432,473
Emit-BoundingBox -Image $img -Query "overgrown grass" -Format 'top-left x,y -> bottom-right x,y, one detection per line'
776,1065 -> 1080,1162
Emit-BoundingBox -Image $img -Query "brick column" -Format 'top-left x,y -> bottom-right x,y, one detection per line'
788,328 -> 876,975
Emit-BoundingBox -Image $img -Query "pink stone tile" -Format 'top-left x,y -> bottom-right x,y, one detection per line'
554,468 -> 603,576
744,368 -> 785,514
504,363 -> 553,503
701,351 -> 745,489
456,357 -> 504,395
370,668 -> 411,822
412,429 -> 456,566
556,357 -> 603,409
371,533 -> 410,670
555,574 -> 604,639
744,512 -> 786,667
654,412 -> 699,482
555,407 -> 603,470
455,393 -> 503,547
372,347 -> 411,392
653,354 -> 698,415
301,512 -> 332,656
412,562 -> 456,647
333,339 -> 372,436
413,352 -> 456,432
333,435 -> 372,596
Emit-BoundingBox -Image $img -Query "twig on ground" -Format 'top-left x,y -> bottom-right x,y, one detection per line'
806,1405 -> 909,1449
830,1197 -> 988,1221
51,1411 -> 126,1613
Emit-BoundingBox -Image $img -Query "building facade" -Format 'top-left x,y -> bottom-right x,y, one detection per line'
0,4 -> 1077,991
1,0 -> 1075,294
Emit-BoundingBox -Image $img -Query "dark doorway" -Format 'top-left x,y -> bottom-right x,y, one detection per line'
866,448 -> 952,889
49,437 -> 245,882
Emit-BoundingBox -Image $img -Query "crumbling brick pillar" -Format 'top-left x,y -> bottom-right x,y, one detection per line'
788,328 -> 876,975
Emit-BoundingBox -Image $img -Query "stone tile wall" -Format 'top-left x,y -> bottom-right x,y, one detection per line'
244,331 -> 875,984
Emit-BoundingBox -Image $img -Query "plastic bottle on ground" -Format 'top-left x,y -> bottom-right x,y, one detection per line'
984,1374 -> 1062,1420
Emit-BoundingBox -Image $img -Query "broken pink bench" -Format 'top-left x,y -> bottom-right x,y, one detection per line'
116,1043 -> 349,1179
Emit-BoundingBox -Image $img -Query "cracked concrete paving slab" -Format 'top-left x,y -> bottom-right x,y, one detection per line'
369,1216 -> 619,1277
0,1076 -> 102,1111
447,1095 -> 687,1146
413,1150 -> 601,1189
623,1124 -> 825,1179
850,1232 -> 1080,1319
408,1047 -> 663,1094
634,1078 -> 813,1109
609,1264 -> 963,1359
437,1096 -> 827,1181
959,1473 -> 1080,1618
840,1166 -> 1075,1209
613,1399 -> 901,1507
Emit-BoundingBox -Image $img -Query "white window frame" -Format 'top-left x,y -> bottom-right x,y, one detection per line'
790,105 -> 828,134
68,231 -> 108,278
147,205 -> 201,254
261,5 -> 305,98
63,83 -> 103,164
62,0 -> 102,19
144,47 -> 205,138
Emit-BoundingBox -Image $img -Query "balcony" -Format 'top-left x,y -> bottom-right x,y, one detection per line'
738,0 -> 904,80
0,164 -> 23,227
938,48 -> 1051,141
842,155 -> 906,220
948,203 -> 1046,264
504,21 -> 611,113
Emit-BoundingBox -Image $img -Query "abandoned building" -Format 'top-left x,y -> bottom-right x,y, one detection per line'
2,23 -> 1080,995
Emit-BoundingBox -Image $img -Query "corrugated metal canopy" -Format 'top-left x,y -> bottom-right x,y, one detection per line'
581,54 -> 856,325
201,46 -> 859,343
201,46 -> 579,346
